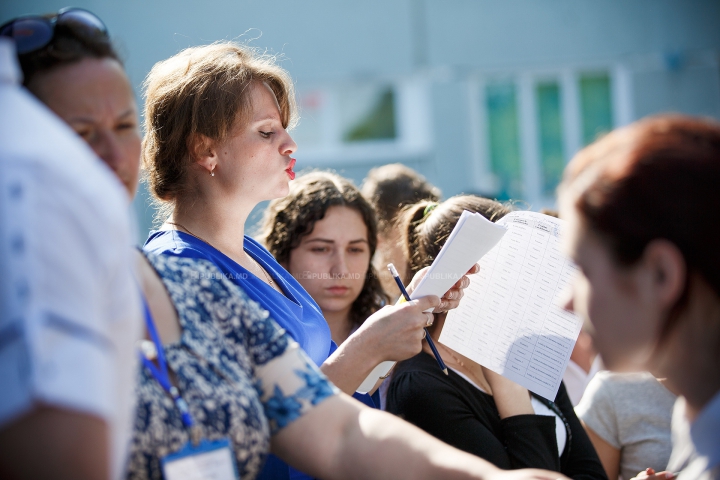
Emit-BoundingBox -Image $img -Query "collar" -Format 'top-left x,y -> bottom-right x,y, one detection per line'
0,38 -> 22,85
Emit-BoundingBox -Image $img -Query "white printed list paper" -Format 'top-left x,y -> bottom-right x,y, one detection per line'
439,211 -> 583,401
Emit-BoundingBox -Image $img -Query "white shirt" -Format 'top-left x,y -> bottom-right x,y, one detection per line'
0,38 -> 142,479
563,355 -> 603,406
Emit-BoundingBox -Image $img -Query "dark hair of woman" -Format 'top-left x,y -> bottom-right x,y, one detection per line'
261,170 -> 389,326
17,14 -> 120,90
400,195 -> 510,284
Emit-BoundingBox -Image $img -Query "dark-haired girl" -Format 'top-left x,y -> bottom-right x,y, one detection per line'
261,171 -> 389,347
386,195 -> 607,479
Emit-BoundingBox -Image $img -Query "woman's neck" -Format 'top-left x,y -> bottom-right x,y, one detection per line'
429,341 -> 493,394
651,278 -> 720,420
424,315 -> 493,394
171,194 -> 254,264
324,309 -> 354,346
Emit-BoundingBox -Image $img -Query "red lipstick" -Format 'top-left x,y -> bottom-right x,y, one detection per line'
286,157 -> 296,180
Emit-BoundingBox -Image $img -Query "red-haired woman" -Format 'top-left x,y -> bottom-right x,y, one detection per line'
558,115 -> 720,480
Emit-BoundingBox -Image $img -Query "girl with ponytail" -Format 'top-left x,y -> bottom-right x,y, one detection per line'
387,195 -> 607,480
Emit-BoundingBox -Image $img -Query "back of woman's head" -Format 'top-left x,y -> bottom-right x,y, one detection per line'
400,195 -> 510,282
142,42 -> 297,209
16,11 -> 120,91
261,170 -> 387,324
361,163 -> 442,233
559,114 -> 720,327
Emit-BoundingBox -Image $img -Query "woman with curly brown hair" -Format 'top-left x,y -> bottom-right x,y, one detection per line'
261,171 -> 388,348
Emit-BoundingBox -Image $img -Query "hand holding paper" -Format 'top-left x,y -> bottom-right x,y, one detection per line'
408,210 -> 507,304
407,263 -> 481,312
357,211 -> 508,393
439,211 -> 583,401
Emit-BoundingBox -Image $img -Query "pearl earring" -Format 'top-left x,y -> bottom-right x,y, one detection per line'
210,167 -> 215,177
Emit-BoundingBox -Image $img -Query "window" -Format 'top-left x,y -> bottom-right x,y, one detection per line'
579,73 -> 613,145
290,80 -> 431,165
486,82 -> 522,200
536,82 -> 564,196
340,85 -> 396,142
477,68 -> 622,207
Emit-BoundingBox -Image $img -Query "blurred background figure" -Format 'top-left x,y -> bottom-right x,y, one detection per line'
361,163 -> 441,298
3,1 -> 717,241
0,29 -> 141,479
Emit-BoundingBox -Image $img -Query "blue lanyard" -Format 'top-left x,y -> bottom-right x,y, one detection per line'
140,299 -> 195,430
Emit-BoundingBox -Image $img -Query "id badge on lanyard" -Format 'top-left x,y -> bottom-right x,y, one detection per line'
139,299 -> 239,480
162,438 -> 238,480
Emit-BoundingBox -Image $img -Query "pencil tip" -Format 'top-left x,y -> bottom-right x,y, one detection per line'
443,368 -> 449,375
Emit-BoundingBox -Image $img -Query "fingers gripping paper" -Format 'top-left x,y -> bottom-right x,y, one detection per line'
439,211 -> 583,401
357,210 -> 507,394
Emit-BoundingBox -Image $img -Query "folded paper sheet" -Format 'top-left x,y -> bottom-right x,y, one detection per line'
357,210 -> 507,394
408,210 -> 508,303
439,211 -> 582,401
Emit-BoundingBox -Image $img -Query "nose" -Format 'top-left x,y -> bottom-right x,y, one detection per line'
92,130 -> 123,173
281,130 -> 297,156
330,251 -> 350,277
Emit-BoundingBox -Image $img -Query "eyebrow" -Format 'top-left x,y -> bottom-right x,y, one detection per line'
252,114 -> 281,124
304,238 -> 368,245
67,108 -> 136,124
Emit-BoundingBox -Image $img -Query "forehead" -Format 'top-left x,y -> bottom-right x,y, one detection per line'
305,206 -> 368,239
249,82 -> 282,122
32,57 -> 134,114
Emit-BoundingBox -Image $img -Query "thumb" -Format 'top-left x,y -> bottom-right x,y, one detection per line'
413,295 -> 440,312
406,266 -> 430,295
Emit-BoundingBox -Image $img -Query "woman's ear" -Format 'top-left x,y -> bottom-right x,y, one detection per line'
187,133 -> 217,175
642,239 -> 687,309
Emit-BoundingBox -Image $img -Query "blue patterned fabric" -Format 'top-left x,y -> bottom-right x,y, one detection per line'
144,231 -> 332,367
144,230 -> 377,479
143,230 -> 379,480
126,253 -> 337,480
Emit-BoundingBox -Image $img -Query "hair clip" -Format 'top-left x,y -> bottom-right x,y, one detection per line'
423,203 -> 439,218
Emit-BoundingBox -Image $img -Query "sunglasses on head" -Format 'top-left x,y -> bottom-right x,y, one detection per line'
0,7 -> 108,55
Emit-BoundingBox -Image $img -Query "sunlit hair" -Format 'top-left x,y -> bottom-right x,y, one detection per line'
361,163 -> 442,233
558,114 -> 720,340
399,195 -> 510,284
18,14 -> 121,91
141,42 -> 297,218
261,171 -> 388,326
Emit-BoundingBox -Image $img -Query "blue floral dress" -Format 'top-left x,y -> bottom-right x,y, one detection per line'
126,254 -> 337,480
